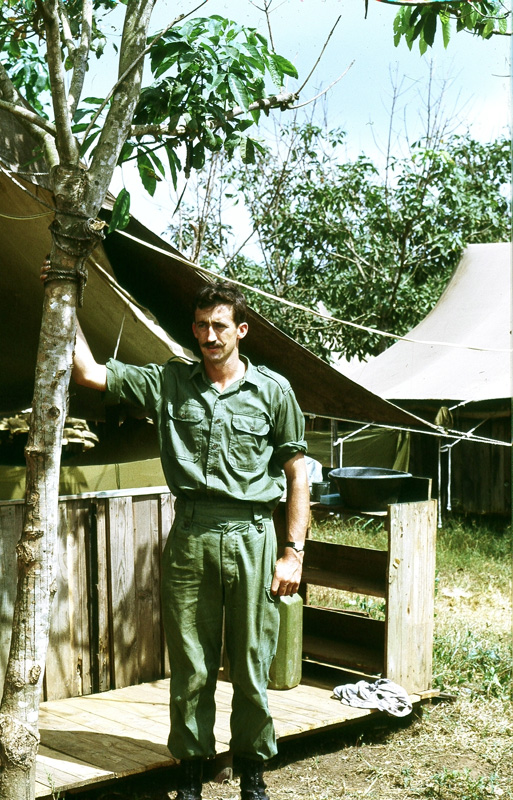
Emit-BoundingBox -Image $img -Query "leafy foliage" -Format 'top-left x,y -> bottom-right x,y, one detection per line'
126,15 -> 297,188
0,0 -> 118,103
391,1 -> 511,53
0,4 -> 299,221
172,122 -> 511,361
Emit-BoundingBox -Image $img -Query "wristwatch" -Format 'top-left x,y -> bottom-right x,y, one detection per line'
284,541 -> 305,552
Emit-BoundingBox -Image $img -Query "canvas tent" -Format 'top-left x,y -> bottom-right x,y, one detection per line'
0,109 -> 437,498
339,243 -> 512,514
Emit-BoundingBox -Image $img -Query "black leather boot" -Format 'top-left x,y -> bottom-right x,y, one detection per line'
174,758 -> 203,800
238,757 -> 270,800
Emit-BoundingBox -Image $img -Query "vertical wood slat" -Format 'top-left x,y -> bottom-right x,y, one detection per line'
0,502 -> 24,698
133,497 -> 161,682
93,498 -> 111,693
385,500 -> 437,694
45,502 -> 74,701
159,494 -> 174,678
68,501 -> 93,697
107,496 -> 138,689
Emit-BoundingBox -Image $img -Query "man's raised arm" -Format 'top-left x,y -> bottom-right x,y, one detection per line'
41,261 -> 107,391
72,323 -> 107,391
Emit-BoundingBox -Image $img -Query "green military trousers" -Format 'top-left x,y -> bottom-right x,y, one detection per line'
161,498 -> 280,762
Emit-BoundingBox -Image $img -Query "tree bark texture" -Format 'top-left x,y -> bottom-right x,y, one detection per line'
0,274 -> 77,799
0,173 -> 105,797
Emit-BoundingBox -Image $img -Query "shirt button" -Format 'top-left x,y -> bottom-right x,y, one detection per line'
215,419 -> 221,424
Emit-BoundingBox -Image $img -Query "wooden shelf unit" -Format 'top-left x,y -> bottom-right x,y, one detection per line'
274,498 -> 437,695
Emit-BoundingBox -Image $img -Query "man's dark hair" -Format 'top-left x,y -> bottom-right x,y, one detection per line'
193,281 -> 248,326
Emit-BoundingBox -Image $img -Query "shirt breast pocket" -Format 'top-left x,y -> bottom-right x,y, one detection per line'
229,413 -> 270,472
167,401 -> 205,462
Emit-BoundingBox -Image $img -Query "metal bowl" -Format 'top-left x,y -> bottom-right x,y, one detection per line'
328,466 -> 412,511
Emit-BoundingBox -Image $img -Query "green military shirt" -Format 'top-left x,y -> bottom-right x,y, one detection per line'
105,356 -> 307,508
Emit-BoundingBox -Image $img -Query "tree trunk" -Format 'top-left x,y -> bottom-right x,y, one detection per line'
0,167 -> 104,798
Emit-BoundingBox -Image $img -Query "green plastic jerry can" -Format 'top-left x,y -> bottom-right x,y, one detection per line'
268,593 -> 303,690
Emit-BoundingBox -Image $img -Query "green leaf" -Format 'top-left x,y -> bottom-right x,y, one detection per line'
192,142 -> 206,170
441,13 -> 451,48
137,151 -> 157,196
146,148 -> 166,177
79,127 -> 102,158
117,141 -> 134,165
108,188 -> 131,233
165,144 -> 181,190
240,136 -> 255,165
422,10 -> 437,48
227,73 -> 250,110
271,54 -> 298,80
266,56 -> 283,88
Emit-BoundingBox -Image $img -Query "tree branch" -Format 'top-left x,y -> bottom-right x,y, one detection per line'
57,0 -> 74,55
0,98 -> 57,138
130,91 -> 299,138
67,0 -> 93,120
296,16 -> 341,94
291,64 -> 353,111
0,65 -> 59,175
87,0 -> 157,207
36,0 -> 78,165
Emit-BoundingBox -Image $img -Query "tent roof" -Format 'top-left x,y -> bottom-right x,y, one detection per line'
340,243 -> 512,404
0,111 -> 433,436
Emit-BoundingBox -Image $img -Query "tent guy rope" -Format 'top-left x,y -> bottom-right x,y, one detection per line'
117,229 -> 513,356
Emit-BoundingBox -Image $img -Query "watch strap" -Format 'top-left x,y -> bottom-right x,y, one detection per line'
284,541 -> 305,552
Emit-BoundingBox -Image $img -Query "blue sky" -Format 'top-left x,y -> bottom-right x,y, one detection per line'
101,0 -> 511,236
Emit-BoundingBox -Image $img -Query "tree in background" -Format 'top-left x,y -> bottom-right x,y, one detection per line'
170,116 -> 511,361
379,0 -> 511,52
0,3 -> 300,797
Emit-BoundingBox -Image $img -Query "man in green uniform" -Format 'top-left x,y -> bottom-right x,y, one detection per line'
64,278 -> 310,800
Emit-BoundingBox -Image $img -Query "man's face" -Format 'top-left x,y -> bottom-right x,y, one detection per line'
192,304 -> 248,367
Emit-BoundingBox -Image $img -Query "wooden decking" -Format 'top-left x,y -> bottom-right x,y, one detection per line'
36,678 -> 428,798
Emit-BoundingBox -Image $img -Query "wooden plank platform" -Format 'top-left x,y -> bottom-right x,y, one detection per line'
36,678 -> 427,798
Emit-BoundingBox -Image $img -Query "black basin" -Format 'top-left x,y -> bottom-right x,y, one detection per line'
328,466 -> 412,511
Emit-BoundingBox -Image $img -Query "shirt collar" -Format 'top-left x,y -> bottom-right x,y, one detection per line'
189,355 -> 258,387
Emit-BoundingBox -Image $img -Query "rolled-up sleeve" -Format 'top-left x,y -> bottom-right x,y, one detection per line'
271,386 -> 307,468
104,358 -> 164,416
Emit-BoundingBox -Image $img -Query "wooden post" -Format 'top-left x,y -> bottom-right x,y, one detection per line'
385,500 -> 437,694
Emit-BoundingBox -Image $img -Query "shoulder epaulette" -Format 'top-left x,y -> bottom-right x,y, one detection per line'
256,364 -> 291,392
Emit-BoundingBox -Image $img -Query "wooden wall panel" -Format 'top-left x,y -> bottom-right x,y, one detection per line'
93,498 -> 111,693
0,502 -> 23,697
1,490 -> 174,701
67,501 -> 93,697
45,502 -> 75,700
158,494 -> 174,678
133,496 -> 162,682
107,496 -> 138,688
385,500 -> 437,694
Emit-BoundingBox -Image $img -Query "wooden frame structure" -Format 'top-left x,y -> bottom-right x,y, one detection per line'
0,489 -> 437,797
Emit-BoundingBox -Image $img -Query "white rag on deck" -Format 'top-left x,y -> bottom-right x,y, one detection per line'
333,678 -> 413,717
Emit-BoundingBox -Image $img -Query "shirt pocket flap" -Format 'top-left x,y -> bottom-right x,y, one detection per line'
231,413 -> 270,436
168,401 -> 204,424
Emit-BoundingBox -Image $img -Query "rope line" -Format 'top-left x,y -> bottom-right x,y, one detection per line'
1,166 -> 509,355
117,230 -> 513,356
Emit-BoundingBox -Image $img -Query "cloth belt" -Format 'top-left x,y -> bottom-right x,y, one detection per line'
174,497 -> 273,526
